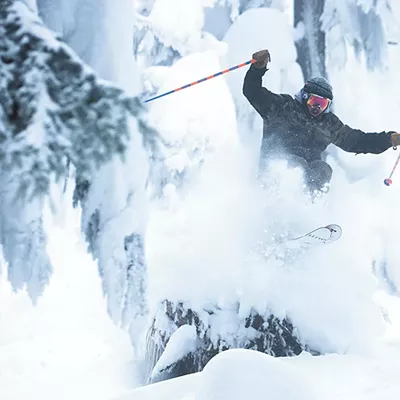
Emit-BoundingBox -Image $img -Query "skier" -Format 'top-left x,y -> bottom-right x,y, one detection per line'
243,49 -> 400,192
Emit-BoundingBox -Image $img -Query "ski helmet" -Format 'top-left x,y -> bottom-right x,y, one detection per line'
303,77 -> 333,100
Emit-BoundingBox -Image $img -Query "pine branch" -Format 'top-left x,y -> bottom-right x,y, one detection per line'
0,0 -> 157,199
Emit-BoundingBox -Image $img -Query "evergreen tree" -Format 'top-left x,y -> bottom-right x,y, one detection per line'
294,0 -> 396,81
0,0 -> 155,302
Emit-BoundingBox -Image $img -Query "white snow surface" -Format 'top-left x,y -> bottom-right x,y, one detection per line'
0,187 -> 135,400
116,347 -> 400,400
2,3 -> 400,400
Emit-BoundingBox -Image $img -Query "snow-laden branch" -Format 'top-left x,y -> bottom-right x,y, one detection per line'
0,0 -> 156,199
0,0 -> 158,304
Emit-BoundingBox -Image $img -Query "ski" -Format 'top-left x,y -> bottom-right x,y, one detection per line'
286,224 -> 342,248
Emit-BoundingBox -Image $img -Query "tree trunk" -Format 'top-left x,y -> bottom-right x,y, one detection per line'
294,0 -> 326,81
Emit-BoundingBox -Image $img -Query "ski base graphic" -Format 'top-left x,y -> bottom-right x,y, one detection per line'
286,224 -> 342,248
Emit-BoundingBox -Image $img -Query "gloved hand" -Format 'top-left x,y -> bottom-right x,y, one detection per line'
391,132 -> 400,148
252,49 -> 271,69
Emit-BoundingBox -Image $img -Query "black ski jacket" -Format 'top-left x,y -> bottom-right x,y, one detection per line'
243,65 -> 393,162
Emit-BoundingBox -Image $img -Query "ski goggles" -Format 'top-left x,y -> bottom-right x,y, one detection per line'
306,94 -> 331,111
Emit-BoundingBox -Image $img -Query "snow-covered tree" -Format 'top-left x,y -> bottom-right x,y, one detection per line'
294,0 -> 397,81
1,0 -> 138,198
134,0 -> 180,71
36,0 -> 157,341
203,0 -> 286,40
323,0 -> 396,71
0,0 -> 154,308
232,0 -> 285,18
294,0 -> 327,80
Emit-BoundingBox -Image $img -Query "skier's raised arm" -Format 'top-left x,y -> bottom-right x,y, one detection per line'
328,113 -> 399,154
243,49 -> 284,118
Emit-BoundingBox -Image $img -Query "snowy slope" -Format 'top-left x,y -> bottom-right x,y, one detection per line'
116,347 -> 400,400
0,185 -> 135,400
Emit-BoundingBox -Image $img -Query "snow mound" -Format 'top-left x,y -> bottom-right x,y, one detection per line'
197,349 -> 317,400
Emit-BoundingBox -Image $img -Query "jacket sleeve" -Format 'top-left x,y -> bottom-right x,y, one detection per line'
329,113 -> 393,154
242,64 -> 284,119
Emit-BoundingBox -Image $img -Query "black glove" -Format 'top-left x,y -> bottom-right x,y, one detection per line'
252,49 -> 271,69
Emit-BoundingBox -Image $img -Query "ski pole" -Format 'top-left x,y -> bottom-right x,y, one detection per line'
144,59 -> 256,103
384,150 -> 400,186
